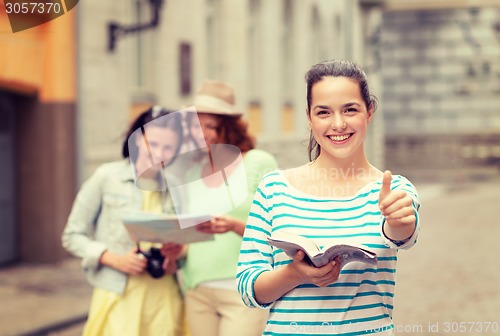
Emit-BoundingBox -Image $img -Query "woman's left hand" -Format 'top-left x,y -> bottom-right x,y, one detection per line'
379,170 -> 416,239
160,242 -> 183,273
195,216 -> 246,236
162,257 -> 178,275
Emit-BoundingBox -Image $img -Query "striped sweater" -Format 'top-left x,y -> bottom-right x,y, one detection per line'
237,170 -> 420,336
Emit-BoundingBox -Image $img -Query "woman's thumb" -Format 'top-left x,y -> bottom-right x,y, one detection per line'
293,250 -> 305,262
379,170 -> 392,202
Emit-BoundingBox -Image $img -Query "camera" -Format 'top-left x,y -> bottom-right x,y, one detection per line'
137,245 -> 165,279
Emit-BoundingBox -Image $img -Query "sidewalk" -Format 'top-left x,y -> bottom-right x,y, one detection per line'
393,175 -> 500,330
0,258 -> 91,336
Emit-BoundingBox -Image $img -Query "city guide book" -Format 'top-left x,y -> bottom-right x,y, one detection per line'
267,230 -> 377,268
121,210 -> 214,244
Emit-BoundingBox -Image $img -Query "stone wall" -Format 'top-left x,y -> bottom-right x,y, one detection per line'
386,133 -> 500,182
379,7 -> 500,179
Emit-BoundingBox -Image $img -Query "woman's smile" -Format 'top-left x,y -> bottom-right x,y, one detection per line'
326,133 -> 353,144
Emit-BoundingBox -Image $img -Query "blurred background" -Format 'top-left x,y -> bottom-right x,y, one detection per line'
0,0 -> 499,335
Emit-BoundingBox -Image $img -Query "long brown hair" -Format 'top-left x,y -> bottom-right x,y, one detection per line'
218,115 -> 255,153
186,113 -> 255,153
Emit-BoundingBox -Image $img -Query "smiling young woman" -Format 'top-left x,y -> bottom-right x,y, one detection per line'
301,74 -> 379,198
62,106 -> 188,336
237,60 -> 421,336
308,76 -> 373,162
180,80 -> 278,336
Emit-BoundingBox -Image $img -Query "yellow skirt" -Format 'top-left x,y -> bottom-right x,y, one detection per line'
83,274 -> 189,336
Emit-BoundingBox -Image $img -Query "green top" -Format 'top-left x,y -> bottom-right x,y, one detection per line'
182,149 -> 278,290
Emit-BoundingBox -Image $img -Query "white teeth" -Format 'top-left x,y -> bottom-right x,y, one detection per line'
328,134 -> 350,141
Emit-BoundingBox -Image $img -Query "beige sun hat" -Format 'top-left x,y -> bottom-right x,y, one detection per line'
193,80 -> 243,117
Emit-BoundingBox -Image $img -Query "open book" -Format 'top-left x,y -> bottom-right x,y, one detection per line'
267,231 -> 377,268
121,210 -> 214,244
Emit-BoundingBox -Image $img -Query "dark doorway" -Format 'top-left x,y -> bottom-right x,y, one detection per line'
0,91 -> 17,264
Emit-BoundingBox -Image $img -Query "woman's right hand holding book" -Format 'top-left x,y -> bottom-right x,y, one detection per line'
288,250 -> 341,287
254,250 -> 340,305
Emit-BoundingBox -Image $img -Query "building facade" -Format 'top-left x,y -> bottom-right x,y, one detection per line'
1,0 -> 384,263
78,0 -> 385,177
0,5 -> 77,263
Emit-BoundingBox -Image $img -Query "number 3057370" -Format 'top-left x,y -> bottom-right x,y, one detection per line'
443,322 -> 499,333
5,2 -> 62,14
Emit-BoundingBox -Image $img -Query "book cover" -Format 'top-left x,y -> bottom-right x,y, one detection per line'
267,231 -> 377,268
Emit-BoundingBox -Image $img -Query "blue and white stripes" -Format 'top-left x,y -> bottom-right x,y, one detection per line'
237,171 -> 420,335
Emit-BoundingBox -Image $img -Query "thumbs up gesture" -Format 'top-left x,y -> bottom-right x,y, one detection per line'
379,170 -> 416,241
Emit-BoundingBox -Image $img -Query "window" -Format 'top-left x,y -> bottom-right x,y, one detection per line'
206,0 -> 219,79
247,0 -> 262,100
311,6 -> 321,63
282,0 -> 293,101
131,0 -> 154,92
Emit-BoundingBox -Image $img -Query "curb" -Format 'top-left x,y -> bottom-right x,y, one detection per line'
16,314 -> 87,336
